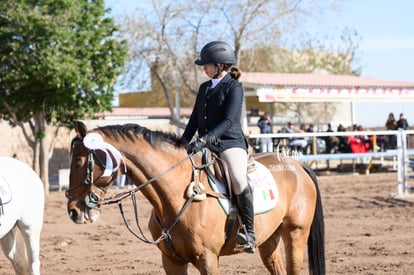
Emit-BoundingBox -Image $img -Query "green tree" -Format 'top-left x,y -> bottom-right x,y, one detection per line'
0,0 -> 128,194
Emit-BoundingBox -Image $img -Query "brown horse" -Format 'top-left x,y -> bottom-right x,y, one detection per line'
66,121 -> 325,275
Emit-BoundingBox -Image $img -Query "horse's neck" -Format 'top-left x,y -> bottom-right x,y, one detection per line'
122,145 -> 192,219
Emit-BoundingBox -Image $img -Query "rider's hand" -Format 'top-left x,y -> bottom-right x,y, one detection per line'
204,134 -> 220,146
187,138 -> 206,155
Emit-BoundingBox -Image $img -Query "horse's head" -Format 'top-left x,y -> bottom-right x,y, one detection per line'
66,121 -> 124,224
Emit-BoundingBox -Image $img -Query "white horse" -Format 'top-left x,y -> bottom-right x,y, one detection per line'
0,157 -> 44,275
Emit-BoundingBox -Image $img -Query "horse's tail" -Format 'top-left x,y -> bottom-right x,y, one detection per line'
1,226 -> 30,274
302,164 -> 325,275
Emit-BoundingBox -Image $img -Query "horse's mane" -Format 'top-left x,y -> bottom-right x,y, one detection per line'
95,124 -> 184,148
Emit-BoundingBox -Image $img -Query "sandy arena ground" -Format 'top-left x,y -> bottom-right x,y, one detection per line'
1,172 -> 413,274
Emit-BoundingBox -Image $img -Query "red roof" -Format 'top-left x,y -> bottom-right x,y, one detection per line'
240,72 -> 414,88
98,107 -> 193,118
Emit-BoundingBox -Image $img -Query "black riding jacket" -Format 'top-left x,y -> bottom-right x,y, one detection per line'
182,73 -> 247,152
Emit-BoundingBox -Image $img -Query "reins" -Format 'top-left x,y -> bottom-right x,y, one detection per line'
101,152 -> 219,249
101,154 -> 194,246
101,152 -> 215,206
115,187 -> 197,247
102,154 -> 191,205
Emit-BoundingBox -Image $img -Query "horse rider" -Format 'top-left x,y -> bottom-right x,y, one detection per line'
181,41 -> 256,253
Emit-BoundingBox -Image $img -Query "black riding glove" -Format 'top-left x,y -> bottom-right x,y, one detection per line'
204,134 -> 220,146
186,134 -> 221,155
187,138 -> 206,155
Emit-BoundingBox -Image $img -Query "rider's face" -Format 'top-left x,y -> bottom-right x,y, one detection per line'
203,64 -> 218,78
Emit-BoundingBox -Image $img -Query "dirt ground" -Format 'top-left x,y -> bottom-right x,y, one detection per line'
1,172 -> 413,275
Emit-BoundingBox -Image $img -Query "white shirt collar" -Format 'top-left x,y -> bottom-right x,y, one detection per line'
210,78 -> 221,89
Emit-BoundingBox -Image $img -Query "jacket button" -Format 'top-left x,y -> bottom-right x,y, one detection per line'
204,116 -> 207,119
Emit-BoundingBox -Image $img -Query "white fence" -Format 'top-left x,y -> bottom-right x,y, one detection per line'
58,169 -> 70,192
248,130 -> 414,196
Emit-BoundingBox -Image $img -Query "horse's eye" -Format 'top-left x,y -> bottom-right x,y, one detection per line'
73,158 -> 83,169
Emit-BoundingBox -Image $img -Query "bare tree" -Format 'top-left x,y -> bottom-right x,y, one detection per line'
118,0 -> 204,127
266,28 -> 361,124
116,0 -> 355,127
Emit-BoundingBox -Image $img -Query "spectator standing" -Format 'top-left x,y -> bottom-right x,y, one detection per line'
337,124 -> 346,132
305,124 -> 315,154
397,113 -> 409,130
336,124 -> 350,153
385,112 -> 398,149
324,123 -> 339,153
257,112 -> 273,152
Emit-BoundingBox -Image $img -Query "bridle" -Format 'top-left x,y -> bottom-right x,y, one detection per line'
65,148 -> 119,208
65,131 -> 126,209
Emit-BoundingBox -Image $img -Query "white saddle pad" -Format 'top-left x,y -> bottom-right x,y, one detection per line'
208,160 -> 279,215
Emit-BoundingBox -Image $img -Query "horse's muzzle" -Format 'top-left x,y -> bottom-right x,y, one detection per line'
67,200 -> 101,224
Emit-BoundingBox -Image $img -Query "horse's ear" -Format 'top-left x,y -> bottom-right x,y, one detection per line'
73,120 -> 87,138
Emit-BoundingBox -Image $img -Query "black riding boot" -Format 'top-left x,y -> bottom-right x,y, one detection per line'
235,186 -> 256,253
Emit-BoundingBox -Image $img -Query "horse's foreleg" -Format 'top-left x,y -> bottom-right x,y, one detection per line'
0,227 -> 30,275
162,251 -> 220,275
162,253 -> 189,275
193,251 -> 219,275
258,226 -> 286,275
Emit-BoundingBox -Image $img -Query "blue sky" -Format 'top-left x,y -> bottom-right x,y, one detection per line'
106,0 -> 414,128
304,0 -> 414,127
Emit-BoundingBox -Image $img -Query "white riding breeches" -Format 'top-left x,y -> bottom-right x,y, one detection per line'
219,147 -> 248,195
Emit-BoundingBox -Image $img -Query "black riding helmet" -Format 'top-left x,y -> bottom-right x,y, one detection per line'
195,41 -> 235,66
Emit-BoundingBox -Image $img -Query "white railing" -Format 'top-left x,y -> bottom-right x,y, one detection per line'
248,129 -> 414,196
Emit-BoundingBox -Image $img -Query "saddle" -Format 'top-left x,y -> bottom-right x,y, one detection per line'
200,146 -> 257,201
188,146 -> 278,247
